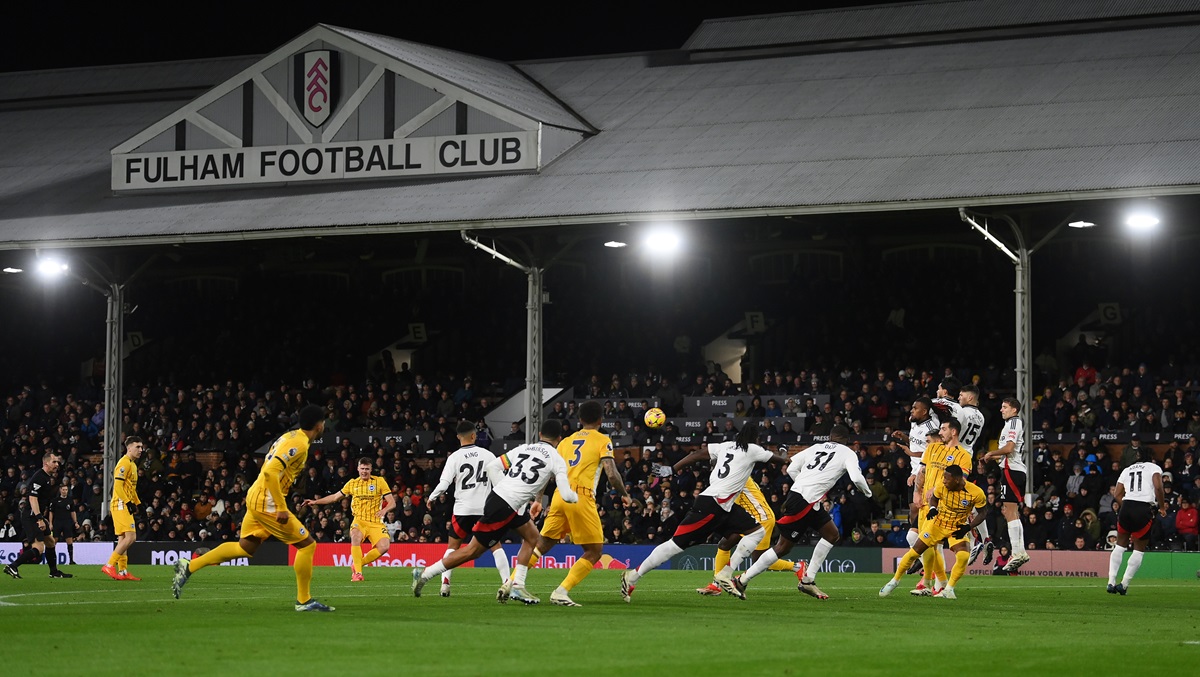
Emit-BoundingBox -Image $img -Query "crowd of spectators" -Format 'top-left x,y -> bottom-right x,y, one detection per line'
4,353 -> 1200,555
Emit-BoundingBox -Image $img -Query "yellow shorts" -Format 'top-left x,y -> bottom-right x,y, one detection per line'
111,506 -> 135,536
754,517 -> 776,550
540,490 -> 603,544
351,521 -> 388,545
240,508 -> 310,545
918,520 -> 968,549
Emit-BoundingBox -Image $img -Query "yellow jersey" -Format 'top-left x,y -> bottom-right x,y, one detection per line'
247,429 -> 310,514
557,428 -> 614,493
919,442 -> 972,504
737,477 -> 775,523
932,480 -> 987,530
111,455 -> 139,511
341,475 -> 392,526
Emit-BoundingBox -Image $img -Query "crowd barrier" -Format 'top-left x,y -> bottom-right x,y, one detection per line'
0,542 -> 114,566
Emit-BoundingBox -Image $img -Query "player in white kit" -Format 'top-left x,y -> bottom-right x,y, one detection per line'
891,397 -> 940,561
935,381 -> 991,563
1107,448 -> 1164,594
425,420 -> 512,596
412,419 -> 577,604
620,423 -> 789,602
720,425 -> 870,600
984,398 -> 1030,572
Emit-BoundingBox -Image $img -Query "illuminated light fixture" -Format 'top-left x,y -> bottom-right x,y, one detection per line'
36,258 -> 69,278
1068,221 -> 1095,229
644,227 -> 682,253
604,240 -> 627,248
2,267 -> 23,274
1125,213 -> 1159,231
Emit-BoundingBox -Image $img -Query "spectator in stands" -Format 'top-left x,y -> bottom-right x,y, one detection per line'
1176,496 -> 1198,551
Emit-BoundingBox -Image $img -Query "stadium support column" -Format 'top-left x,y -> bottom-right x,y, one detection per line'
102,282 -> 124,520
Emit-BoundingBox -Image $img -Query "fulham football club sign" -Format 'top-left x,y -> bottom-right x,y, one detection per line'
295,50 -> 339,127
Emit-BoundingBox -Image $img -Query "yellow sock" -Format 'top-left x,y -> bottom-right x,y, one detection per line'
188,542 -> 249,574
362,547 -> 382,566
767,557 -> 796,572
930,546 -> 948,584
295,543 -> 315,603
714,548 -> 732,573
895,549 -> 919,582
352,545 -> 363,574
560,558 -> 594,592
949,550 -> 969,587
106,552 -> 119,568
118,555 -> 128,572
509,548 -> 542,581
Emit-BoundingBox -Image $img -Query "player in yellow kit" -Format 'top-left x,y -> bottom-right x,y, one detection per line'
527,400 -> 632,606
695,477 -> 805,596
880,464 -> 989,599
302,457 -> 395,581
103,436 -> 145,581
910,419 -> 972,595
172,405 -> 334,612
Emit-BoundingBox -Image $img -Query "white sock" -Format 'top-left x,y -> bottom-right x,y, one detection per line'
730,528 -> 765,569
1007,519 -> 1027,557
513,564 -> 528,587
806,538 -> 834,584
632,540 -> 684,583
1122,550 -> 1144,587
741,549 -> 779,584
421,560 -> 447,581
975,520 -> 990,542
492,548 -> 510,582
1108,545 -> 1126,585
441,548 -> 455,584
906,530 -> 918,548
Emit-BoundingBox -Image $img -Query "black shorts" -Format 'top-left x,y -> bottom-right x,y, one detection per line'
20,514 -> 50,542
451,513 -> 481,540
670,495 -> 759,549
1117,500 -> 1154,539
775,492 -> 832,542
54,521 -> 77,540
472,493 -> 529,549
998,468 -> 1026,504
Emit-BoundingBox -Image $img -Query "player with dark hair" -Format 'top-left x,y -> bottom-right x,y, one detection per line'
881,463 -> 989,600
910,418 -> 972,595
1107,446 -> 1164,594
425,420 -> 511,596
984,397 -> 1030,572
528,399 -> 632,607
935,382 -> 991,562
5,451 -> 71,579
173,404 -> 334,611
301,456 -> 395,581
891,397 -> 939,571
620,422 -> 789,601
413,418 -> 576,604
721,425 -> 869,600
50,484 -> 80,566
103,435 -> 144,580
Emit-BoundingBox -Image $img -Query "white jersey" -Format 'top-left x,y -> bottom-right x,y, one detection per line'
702,441 -> 775,511
485,440 -> 576,511
786,441 -> 871,504
1117,462 -> 1161,504
998,416 -> 1027,473
936,399 -> 986,452
428,444 -> 493,516
907,414 -> 940,476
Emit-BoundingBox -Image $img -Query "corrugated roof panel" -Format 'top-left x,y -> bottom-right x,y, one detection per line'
0,57 -> 258,102
683,0 -> 1200,51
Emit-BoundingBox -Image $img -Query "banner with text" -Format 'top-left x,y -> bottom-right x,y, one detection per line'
297,542 -> 465,569
0,542 -> 114,566
881,547 -> 1109,577
127,541 -> 289,566
472,543 -> 648,570
669,544 -> 882,574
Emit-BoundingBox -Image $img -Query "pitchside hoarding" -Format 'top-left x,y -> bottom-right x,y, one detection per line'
0,542 -> 113,566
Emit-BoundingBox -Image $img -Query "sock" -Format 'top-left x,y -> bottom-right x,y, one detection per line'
106,551 -> 120,568
352,544 -> 364,574
118,555 -> 128,572
713,548 -> 732,574
806,539 -> 834,584
188,541 -> 249,574
294,543 -> 314,603
67,542 -> 74,564
421,560 -> 448,582
14,547 -> 39,569
529,547 -> 542,569
741,548 -> 779,584
631,540 -> 684,583
730,528 -> 765,570
930,545 -> 947,584
362,548 -> 382,567
767,556 -> 796,572
513,564 -> 529,587
561,558 -> 594,592
920,549 -> 936,585
894,549 -> 919,582
1008,520 -> 1027,557
1122,550 -> 1144,587
1108,545 -> 1127,585
975,521 -> 990,543
906,530 -> 918,548
492,548 -> 510,582
47,550 -> 60,573
441,548 -> 455,584
948,550 -> 969,587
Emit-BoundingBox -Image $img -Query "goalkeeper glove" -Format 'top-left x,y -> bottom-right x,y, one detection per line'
953,524 -> 972,539
925,506 -> 938,521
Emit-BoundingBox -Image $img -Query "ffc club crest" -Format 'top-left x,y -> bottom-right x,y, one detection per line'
293,50 -> 340,127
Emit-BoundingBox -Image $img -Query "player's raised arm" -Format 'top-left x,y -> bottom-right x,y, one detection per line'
300,490 -> 345,509
672,448 -> 712,473
426,453 -> 460,503
553,454 -> 578,504
1153,471 -> 1166,514
843,451 -> 871,495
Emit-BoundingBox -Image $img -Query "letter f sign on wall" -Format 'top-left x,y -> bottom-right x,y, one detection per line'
294,50 -> 339,127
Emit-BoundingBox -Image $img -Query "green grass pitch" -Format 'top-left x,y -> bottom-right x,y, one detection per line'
2,565 -> 1197,676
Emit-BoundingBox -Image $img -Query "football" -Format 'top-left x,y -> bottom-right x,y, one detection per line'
644,407 -> 666,428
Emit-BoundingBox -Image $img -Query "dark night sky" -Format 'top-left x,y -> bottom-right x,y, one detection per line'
7,1 -> 899,72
